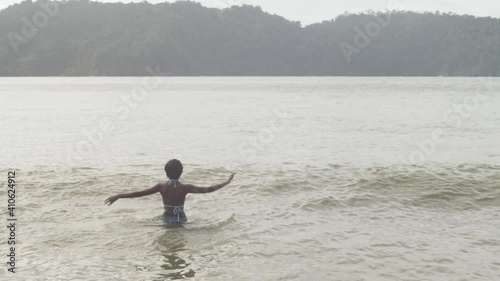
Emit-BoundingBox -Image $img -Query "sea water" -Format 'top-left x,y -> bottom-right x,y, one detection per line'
0,77 -> 499,280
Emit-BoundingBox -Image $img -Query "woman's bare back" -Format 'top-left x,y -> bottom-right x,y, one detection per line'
159,181 -> 188,215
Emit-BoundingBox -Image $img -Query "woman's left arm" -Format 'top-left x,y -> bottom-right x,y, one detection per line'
105,183 -> 161,206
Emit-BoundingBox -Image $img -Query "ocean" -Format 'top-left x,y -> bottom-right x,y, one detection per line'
0,77 -> 499,280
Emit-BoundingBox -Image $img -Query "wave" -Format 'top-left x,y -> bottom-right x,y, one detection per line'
7,163 -> 499,212
283,164 -> 500,211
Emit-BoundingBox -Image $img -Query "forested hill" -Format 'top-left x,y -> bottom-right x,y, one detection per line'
1,1 -> 499,76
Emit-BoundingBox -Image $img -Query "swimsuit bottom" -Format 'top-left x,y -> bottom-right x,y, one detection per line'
161,213 -> 188,223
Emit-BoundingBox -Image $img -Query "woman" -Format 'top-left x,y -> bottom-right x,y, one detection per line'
105,159 -> 236,223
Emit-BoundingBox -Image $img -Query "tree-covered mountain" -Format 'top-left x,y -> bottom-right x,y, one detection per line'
0,1 -> 499,76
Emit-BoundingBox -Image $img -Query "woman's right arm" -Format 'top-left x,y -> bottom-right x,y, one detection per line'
186,173 -> 235,194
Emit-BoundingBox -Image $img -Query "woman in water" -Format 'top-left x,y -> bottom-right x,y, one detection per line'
105,159 -> 235,223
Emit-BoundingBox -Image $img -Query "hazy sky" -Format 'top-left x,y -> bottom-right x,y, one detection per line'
1,0 -> 499,25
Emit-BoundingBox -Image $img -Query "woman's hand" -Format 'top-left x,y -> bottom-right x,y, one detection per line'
104,195 -> 120,206
226,173 -> 236,184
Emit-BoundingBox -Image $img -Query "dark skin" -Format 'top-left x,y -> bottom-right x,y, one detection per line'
105,173 -> 236,216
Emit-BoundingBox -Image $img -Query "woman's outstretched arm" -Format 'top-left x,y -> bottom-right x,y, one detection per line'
186,173 -> 236,194
105,183 -> 161,206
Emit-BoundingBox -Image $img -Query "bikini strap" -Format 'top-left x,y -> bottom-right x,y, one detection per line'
168,179 -> 178,188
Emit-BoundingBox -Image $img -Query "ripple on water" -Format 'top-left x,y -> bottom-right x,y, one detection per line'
11,162 -> 500,280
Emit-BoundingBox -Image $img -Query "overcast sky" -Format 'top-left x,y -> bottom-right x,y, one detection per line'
1,0 -> 499,25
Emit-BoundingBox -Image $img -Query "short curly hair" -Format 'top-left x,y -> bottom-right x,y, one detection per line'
164,159 -> 183,180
